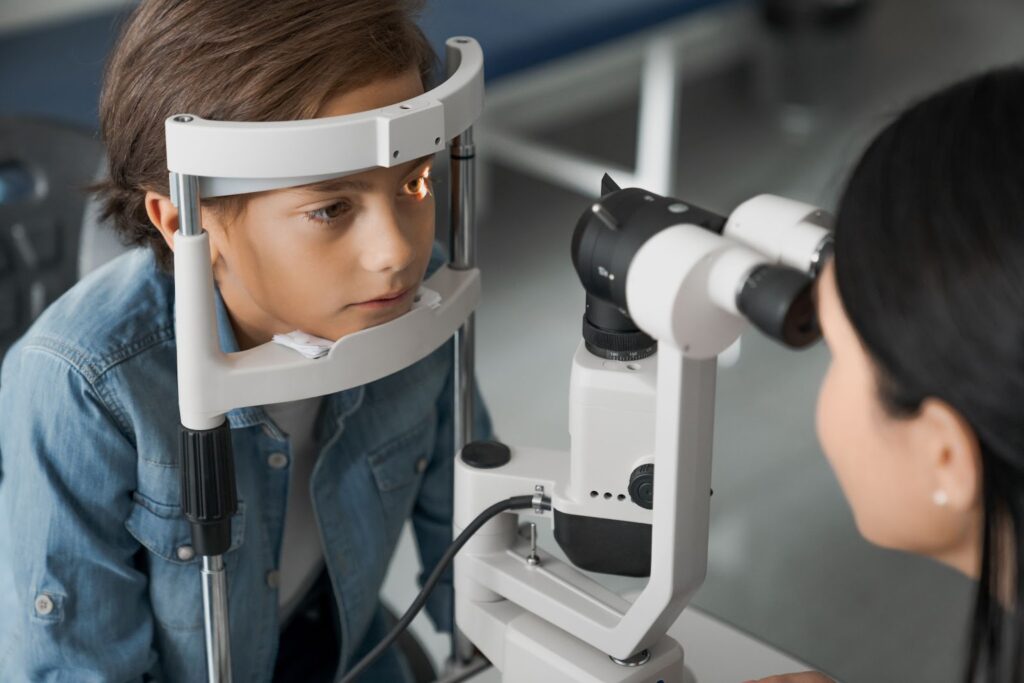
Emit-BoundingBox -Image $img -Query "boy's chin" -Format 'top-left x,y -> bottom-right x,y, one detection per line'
318,302 -> 415,341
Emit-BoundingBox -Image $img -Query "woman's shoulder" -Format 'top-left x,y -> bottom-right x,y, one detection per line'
6,249 -> 176,384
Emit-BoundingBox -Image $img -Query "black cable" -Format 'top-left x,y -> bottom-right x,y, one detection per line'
340,494 -> 550,683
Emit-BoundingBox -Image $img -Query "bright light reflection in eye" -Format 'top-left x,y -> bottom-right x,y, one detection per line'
415,168 -> 432,200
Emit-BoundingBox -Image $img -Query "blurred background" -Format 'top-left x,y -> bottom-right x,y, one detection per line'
2,1 -> 1023,681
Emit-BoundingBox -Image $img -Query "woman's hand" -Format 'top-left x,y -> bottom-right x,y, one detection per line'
745,673 -> 835,683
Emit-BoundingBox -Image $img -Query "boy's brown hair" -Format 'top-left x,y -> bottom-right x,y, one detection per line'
94,0 -> 436,272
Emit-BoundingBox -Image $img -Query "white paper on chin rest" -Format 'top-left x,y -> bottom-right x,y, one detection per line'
271,330 -> 334,359
271,287 -> 442,360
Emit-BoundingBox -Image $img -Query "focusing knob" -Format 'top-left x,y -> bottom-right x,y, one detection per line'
628,464 -> 655,510
582,316 -> 657,361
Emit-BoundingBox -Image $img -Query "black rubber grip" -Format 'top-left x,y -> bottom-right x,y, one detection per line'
737,264 -> 820,349
179,423 -> 238,556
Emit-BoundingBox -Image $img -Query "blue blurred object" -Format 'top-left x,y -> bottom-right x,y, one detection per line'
0,161 -> 37,205
0,11 -> 126,131
418,0 -> 732,82
0,118 -> 104,356
0,1 -> 735,130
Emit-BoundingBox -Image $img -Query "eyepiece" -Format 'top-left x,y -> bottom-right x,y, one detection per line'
736,264 -> 820,348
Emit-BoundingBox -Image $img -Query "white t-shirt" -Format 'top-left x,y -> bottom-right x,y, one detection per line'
263,396 -> 324,622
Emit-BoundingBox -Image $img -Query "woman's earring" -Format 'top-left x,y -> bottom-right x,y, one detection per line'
932,489 -> 950,507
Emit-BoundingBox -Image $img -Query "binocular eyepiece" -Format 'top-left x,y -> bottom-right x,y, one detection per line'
572,175 -> 825,356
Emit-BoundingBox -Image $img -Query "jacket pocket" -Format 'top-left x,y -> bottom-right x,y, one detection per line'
125,492 -> 245,630
365,410 -> 437,540
366,410 -> 436,493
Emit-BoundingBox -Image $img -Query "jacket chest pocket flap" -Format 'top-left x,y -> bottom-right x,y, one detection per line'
366,412 -> 436,493
124,493 -> 246,631
125,493 -> 246,564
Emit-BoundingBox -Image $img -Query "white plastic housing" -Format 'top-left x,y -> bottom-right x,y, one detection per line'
457,600 -> 685,683
455,346 -> 717,661
454,197 -> 833,672
626,224 -> 748,359
562,348 -> 655,524
165,37 -> 484,198
723,194 -> 832,273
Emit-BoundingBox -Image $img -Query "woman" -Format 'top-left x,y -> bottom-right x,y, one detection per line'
753,66 -> 1024,682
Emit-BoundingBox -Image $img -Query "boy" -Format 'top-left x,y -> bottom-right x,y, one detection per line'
0,1 -> 490,680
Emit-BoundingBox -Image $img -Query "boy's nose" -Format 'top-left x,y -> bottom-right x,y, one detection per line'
358,208 -> 416,273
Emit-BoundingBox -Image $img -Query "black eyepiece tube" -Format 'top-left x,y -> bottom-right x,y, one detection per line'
737,264 -> 820,348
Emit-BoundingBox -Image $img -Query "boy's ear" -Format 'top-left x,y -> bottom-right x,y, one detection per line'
144,191 -> 224,268
145,191 -> 178,252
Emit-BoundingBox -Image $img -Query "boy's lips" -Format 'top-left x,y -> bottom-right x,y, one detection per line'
351,286 -> 415,308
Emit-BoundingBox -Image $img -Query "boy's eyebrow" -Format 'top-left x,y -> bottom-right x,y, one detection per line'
301,176 -> 373,194
299,156 -> 433,195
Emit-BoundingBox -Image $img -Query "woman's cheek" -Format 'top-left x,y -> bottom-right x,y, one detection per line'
815,361 -> 844,472
816,360 -> 901,547
816,361 -> 871,524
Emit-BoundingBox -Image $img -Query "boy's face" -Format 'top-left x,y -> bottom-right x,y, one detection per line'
204,67 -> 435,346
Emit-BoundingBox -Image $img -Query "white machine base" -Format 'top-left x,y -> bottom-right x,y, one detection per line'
460,599 -> 685,683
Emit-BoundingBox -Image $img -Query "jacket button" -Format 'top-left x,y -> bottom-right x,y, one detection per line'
176,545 -> 196,561
34,594 -> 54,616
415,457 -> 428,474
267,452 -> 289,469
266,570 -> 280,589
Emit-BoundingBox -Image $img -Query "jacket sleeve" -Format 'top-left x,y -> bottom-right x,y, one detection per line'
410,362 -> 493,633
0,342 -> 156,682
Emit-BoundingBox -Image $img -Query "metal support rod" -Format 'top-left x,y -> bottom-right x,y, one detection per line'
453,316 -> 476,451
201,555 -> 233,683
174,172 -> 203,237
447,37 -> 481,666
174,170 -> 234,682
449,124 -> 478,665
449,127 -> 476,271
450,126 -> 478,450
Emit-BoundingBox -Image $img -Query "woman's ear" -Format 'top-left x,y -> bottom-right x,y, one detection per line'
917,397 -> 982,513
903,397 -> 983,576
145,191 -> 178,252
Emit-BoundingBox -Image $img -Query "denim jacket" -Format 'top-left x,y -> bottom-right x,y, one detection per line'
0,246 -> 490,682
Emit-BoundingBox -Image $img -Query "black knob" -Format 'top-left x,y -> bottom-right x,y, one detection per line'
581,307 -> 657,362
179,422 -> 238,556
628,464 -> 655,510
461,440 -> 511,469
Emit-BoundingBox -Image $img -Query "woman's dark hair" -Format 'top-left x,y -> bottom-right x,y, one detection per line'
834,65 -> 1024,682
94,0 -> 436,272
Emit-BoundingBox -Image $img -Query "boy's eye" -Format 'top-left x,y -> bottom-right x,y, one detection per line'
402,171 -> 432,200
304,199 -> 351,224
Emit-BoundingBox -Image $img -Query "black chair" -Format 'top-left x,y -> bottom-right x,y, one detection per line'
0,117 -> 104,360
